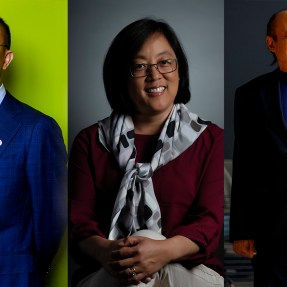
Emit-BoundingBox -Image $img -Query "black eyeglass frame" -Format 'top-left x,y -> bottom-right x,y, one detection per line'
0,44 -> 8,49
130,58 -> 178,78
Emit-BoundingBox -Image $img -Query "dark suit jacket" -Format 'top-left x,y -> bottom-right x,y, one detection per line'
230,69 -> 287,255
0,92 -> 67,286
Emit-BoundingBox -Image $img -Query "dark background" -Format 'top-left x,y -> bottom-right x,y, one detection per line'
224,0 -> 287,159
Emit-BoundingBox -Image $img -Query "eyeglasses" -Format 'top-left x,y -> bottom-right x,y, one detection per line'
0,45 -> 8,49
130,58 -> 178,78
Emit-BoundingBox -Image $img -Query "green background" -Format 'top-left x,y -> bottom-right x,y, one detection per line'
1,0 -> 68,286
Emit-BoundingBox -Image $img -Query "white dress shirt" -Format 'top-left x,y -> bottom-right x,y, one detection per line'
0,84 -> 6,105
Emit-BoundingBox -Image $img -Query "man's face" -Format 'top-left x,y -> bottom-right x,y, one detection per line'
0,27 -> 7,78
266,11 -> 287,72
0,26 -> 13,84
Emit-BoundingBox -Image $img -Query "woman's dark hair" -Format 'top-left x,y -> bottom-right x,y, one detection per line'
103,18 -> 191,114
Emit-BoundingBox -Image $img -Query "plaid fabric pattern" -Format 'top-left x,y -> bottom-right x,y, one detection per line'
0,93 -> 67,286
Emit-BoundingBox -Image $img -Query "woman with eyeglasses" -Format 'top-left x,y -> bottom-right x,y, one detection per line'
68,18 -> 224,287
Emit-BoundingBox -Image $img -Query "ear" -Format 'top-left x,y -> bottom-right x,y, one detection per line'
266,36 -> 275,52
2,50 -> 14,70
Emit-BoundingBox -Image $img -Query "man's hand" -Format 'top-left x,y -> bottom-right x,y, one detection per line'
233,239 -> 256,259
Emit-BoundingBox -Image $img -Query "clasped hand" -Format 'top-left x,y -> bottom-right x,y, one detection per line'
103,236 -> 170,285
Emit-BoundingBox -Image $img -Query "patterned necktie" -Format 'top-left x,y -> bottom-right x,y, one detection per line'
98,104 -> 208,239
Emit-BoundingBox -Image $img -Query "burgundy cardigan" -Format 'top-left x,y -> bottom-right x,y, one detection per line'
68,122 -> 224,275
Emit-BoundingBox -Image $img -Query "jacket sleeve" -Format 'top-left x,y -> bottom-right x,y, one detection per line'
229,87 -> 258,242
26,116 -> 67,275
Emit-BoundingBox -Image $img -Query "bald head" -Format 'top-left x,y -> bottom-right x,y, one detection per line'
266,9 -> 287,71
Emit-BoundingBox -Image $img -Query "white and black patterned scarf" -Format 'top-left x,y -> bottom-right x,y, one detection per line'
98,104 -> 209,240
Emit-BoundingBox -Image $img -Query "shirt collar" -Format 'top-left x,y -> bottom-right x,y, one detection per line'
0,84 -> 6,105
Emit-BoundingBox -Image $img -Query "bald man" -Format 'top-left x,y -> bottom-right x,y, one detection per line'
230,9 -> 287,287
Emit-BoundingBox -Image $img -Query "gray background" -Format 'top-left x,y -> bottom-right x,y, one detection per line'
68,0 -> 223,283
68,0 -> 224,149
224,0 -> 287,159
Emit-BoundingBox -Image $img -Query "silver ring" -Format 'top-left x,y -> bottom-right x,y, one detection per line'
129,267 -> 137,277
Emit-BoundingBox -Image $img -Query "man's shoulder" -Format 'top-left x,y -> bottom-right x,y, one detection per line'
5,92 -> 55,125
237,70 -> 277,92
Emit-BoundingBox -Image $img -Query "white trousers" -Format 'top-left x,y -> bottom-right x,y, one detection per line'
77,230 -> 224,287
78,263 -> 223,287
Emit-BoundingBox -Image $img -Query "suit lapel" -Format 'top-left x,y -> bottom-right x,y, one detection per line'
261,71 -> 281,121
260,70 -> 287,150
0,92 -> 22,158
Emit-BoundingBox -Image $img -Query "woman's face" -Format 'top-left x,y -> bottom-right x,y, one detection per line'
128,32 -> 179,118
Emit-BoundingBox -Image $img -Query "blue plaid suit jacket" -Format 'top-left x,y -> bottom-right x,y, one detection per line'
0,92 -> 67,287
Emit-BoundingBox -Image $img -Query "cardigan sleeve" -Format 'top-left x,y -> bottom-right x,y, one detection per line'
168,125 -> 224,263
68,125 -> 107,243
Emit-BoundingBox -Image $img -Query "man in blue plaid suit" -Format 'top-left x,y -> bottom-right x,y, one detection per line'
0,18 -> 67,286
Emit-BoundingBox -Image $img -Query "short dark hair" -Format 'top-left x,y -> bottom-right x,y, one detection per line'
266,8 -> 287,65
0,17 -> 11,49
103,18 -> 191,114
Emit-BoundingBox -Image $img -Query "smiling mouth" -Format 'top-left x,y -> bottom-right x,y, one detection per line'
146,86 -> 166,93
